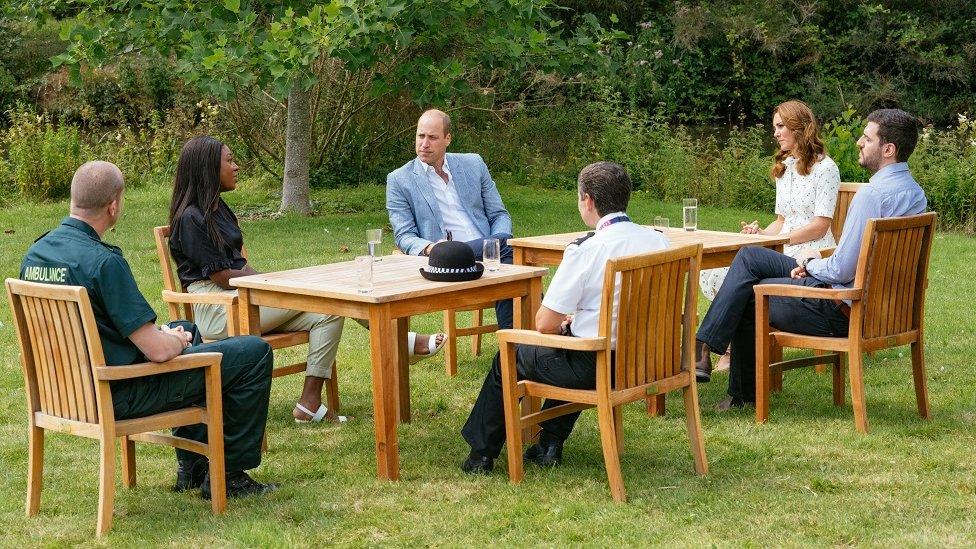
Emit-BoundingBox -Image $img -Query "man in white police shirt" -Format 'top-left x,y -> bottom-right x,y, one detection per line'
460,161 -> 669,473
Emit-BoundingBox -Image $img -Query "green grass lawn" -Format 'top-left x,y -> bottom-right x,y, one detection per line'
1,179 -> 975,546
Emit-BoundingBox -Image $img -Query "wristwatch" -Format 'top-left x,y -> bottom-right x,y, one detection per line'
800,256 -> 814,269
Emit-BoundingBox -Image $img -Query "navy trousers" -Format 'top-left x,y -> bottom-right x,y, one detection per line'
697,246 -> 850,404
466,236 -> 515,330
461,345 -> 599,459
111,321 -> 273,472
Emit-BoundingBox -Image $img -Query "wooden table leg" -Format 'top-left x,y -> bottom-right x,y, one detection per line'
395,316 -> 410,424
513,246 -> 525,266
237,288 -> 261,335
515,276 -> 543,331
367,304 -> 399,480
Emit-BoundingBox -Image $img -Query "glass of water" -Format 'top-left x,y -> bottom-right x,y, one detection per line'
682,198 -> 698,231
653,216 -> 670,228
355,256 -> 373,293
366,228 -> 383,261
483,238 -> 501,272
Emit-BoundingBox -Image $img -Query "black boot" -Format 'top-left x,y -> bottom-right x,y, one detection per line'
523,439 -> 564,467
173,457 -> 208,492
460,451 -> 494,474
201,471 -> 278,500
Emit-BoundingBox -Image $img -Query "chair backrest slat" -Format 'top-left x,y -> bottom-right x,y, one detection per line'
6,279 -> 104,424
832,183 -> 865,242
854,213 -> 936,339
154,225 -> 195,322
604,244 -> 701,390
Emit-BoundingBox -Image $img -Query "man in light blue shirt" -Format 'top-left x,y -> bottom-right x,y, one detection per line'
694,109 -> 927,410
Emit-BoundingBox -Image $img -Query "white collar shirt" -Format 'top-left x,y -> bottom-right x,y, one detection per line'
420,156 -> 482,242
541,212 -> 670,348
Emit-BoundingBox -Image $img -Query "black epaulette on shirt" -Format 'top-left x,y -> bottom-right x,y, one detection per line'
569,232 -> 595,248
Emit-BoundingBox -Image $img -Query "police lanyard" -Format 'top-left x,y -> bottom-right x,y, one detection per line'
597,215 -> 630,231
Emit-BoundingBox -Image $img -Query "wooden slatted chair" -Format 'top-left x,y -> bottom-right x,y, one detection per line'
499,244 -> 708,502
754,212 -> 936,433
6,279 -> 227,536
153,226 -> 339,414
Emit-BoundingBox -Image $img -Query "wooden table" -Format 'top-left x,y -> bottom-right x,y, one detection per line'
510,226 -> 789,268
230,254 -> 547,481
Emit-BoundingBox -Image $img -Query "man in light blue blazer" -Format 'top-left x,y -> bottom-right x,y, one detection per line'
386,109 -> 514,328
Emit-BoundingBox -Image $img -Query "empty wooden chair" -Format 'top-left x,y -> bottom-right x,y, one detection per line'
754,212 -> 936,433
6,279 -> 227,536
499,244 -> 708,502
153,226 -> 340,414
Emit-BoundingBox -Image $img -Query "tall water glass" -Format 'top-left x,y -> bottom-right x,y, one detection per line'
366,228 -> 383,261
355,256 -> 374,293
683,198 -> 698,231
483,238 -> 501,272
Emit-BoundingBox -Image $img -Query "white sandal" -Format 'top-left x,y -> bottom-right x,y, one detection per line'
294,403 -> 349,424
407,331 -> 447,365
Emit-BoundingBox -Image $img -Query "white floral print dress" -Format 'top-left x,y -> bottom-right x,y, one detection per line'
699,155 -> 841,300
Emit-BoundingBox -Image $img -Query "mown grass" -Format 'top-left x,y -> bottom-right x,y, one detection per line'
0,178 -> 974,547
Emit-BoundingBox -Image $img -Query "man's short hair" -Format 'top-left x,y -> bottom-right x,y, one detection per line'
866,109 -> 920,162
578,162 -> 632,216
421,109 -> 452,136
70,161 -> 124,211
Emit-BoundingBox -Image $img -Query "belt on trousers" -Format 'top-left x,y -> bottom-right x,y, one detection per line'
831,299 -> 851,319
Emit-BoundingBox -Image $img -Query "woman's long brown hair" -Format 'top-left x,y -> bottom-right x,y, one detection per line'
770,100 -> 825,179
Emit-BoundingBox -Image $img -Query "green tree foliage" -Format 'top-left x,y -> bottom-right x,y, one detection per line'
573,0 -> 976,125
16,0 -> 614,212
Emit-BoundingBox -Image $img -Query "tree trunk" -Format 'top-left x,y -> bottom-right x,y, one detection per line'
280,84 -> 312,214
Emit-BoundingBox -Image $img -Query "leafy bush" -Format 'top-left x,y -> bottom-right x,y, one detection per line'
822,108 -> 870,182
911,115 -> 976,232
5,109 -> 83,200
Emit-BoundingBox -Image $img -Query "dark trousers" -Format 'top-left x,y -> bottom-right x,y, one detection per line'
466,237 -> 515,330
697,246 -> 850,404
111,322 -> 273,472
462,344 -> 598,459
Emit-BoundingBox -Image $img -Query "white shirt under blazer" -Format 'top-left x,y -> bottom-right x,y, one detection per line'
542,212 -> 669,349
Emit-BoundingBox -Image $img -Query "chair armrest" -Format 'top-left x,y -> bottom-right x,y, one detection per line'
819,247 -> 836,258
496,329 -> 607,351
753,284 -> 861,301
162,290 -> 238,306
95,352 -> 223,381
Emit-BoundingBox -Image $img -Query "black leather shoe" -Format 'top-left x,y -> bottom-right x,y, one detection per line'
460,452 -> 494,474
201,471 -> 278,500
695,340 -> 713,383
172,458 -> 208,492
524,440 -> 563,467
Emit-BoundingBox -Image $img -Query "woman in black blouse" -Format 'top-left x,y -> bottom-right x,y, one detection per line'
169,136 -> 444,423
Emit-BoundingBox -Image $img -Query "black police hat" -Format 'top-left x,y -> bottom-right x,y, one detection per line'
419,240 -> 484,282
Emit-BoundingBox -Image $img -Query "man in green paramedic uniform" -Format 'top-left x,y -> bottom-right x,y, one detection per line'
20,160 -> 278,499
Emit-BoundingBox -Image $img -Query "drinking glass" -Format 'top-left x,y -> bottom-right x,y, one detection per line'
653,216 -> 670,228
483,238 -> 501,272
682,198 -> 698,231
355,255 -> 374,293
366,228 -> 383,261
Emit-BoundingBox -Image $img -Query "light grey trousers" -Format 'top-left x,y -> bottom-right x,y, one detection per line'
187,279 -> 344,379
